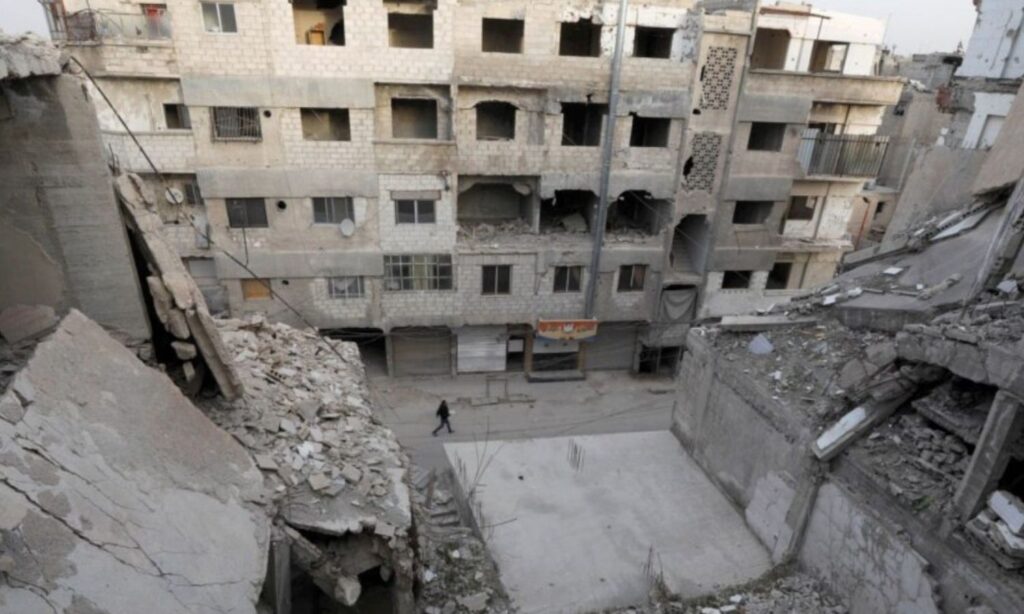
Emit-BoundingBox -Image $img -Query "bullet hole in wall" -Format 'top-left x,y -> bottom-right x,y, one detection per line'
277,201 -> 287,211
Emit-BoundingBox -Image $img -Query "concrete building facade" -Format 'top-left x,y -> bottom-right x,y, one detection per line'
44,0 -> 900,375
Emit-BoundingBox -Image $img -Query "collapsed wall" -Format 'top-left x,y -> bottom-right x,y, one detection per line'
0,310 -> 269,613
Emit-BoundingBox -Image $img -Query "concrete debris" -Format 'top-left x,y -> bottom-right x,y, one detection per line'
968,504 -> 1024,569
202,315 -> 415,608
0,32 -> 63,81
0,310 -> 269,613
748,334 -> 774,355
117,173 -> 243,399
813,391 -> 913,462
561,213 -> 589,233
409,466 -> 512,613
854,413 -> 969,513
457,219 -> 532,242
719,315 -> 818,332
996,279 -> 1020,296
171,340 -> 197,360
989,491 -> 1024,535
0,304 -> 58,344
604,572 -> 845,614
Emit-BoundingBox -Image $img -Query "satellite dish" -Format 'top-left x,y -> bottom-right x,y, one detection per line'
164,187 -> 185,205
339,219 -> 356,237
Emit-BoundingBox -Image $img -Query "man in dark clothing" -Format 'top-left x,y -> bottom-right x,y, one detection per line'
432,400 -> 453,436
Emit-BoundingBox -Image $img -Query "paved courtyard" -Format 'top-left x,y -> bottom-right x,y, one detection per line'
368,371 -> 677,470
444,431 -> 774,613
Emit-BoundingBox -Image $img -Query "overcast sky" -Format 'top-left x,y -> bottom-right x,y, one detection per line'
0,0 -> 980,55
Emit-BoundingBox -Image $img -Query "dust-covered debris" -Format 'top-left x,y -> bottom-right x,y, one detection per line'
201,315 -> 416,607
594,572 -> 845,614
967,490 -> 1024,570
852,413 -> 970,514
409,466 -> 513,614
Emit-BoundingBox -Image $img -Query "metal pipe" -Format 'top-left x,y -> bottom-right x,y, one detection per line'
584,0 -> 630,319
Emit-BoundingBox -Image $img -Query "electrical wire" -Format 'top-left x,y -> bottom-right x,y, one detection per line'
69,57 -> 699,365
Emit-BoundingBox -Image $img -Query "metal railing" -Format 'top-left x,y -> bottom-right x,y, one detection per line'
797,131 -> 890,178
58,10 -> 172,43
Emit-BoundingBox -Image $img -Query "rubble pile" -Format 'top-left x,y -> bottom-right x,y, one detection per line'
921,299 -> 1024,345
206,315 -> 408,528
458,219 -> 533,242
701,324 -> 892,424
854,413 -> 970,513
203,315 -> 416,607
410,467 -> 512,614
967,490 -> 1024,570
597,572 -> 845,614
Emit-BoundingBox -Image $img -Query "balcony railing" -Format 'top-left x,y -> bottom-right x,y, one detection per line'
56,10 -> 172,43
797,131 -> 890,178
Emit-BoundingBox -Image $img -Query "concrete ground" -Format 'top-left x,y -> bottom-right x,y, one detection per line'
444,431 -> 774,614
368,371 -> 676,470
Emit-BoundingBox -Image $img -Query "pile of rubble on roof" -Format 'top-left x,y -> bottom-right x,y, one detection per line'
203,314 -> 415,607
0,32 -> 62,80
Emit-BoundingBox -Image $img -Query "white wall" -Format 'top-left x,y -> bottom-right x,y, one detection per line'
958,0 -> 1024,79
962,92 -> 1015,149
757,7 -> 885,76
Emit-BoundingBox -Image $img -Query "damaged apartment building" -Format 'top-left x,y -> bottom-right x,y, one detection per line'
40,0 -> 900,376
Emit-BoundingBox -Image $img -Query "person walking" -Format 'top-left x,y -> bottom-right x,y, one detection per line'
432,400 -> 453,436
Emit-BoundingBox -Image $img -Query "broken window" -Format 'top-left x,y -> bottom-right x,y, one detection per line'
629,116 -> 670,148
482,18 -> 523,53
553,266 -> 582,293
301,108 -> 350,141
388,12 -> 433,49
476,102 -> 516,141
732,201 -> 774,225
163,103 -> 190,130
457,182 -> 530,225
482,265 -> 512,295
328,276 -> 364,299
633,26 -> 673,59
313,197 -> 354,224
618,265 -> 647,292
184,181 -> 203,205
766,261 -> 793,290
396,199 -> 436,224
810,41 -> 849,73
211,107 -> 261,141
561,102 -> 606,146
607,191 -> 670,235
785,196 -> 817,222
747,122 -> 786,152
383,254 -> 453,291
201,2 -> 237,33
292,0 -> 345,45
226,198 -> 268,228
721,270 -> 752,289
559,19 -> 601,57
542,190 -> 594,232
751,28 -> 790,70
241,278 -> 271,300
391,98 -> 438,139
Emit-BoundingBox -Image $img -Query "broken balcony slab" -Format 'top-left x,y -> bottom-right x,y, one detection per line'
445,431 -> 772,614
0,310 -> 269,613
812,392 -> 914,461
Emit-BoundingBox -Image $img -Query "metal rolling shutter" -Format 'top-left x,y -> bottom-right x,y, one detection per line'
457,327 -> 507,373
391,329 -> 451,376
585,324 -> 639,371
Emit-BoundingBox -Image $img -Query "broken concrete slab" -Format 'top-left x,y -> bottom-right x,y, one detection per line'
0,304 -> 58,344
0,310 -> 269,613
719,315 -> 818,332
116,174 -> 243,399
813,392 -> 914,461
170,340 -> 197,360
989,491 -> 1024,536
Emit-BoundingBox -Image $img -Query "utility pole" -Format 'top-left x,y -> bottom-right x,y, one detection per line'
584,0 -> 630,319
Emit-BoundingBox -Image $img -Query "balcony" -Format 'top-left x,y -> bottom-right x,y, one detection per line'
797,132 -> 889,179
56,10 -> 172,43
